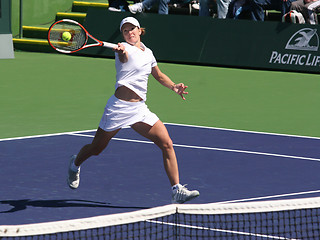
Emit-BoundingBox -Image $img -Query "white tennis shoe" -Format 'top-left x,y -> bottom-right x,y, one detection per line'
172,184 -> 200,204
128,3 -> 144,14
67,155 -> 80,189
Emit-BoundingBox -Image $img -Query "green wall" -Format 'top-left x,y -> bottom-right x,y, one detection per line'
11,0 -> 74,37
11,0 -> 108,37
0,0 -> 11,33
82,9 -> 320,74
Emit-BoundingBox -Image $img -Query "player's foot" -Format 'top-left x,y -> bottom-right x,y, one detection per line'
67,155 -> 80,189
172,184 -> 200,204
128,3 -> 144,14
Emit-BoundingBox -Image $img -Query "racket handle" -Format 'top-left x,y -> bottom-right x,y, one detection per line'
102,42 -> 117,49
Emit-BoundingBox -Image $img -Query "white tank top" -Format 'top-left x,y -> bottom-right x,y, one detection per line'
115,42 -> 157,101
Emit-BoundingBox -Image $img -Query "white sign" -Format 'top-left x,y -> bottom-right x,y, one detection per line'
269,28 -> 320,67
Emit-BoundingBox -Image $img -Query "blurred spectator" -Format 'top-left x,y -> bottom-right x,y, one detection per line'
198,0 -> 231,17
290,0 -> 320,24
128,0 -> 190,14
108,0 -> 134,12
128,0 -> 168,14
227,0 -> 295,20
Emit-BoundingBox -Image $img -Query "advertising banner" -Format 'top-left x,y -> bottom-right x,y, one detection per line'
268,28 -> 320,71
84,9 -> 320,73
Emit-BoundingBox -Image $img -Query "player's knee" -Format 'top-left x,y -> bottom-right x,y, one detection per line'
160,138 -> 174,151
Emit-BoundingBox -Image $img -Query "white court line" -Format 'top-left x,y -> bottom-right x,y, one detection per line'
166,122 -> 320,140
67,132 -> 320,163
0,129 -> 96,142
214,189 -> 320,204
146,219 -> 297,240
1,122 -> 320,142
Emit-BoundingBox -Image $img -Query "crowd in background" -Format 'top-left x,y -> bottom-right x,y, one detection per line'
108,0 -> 320,24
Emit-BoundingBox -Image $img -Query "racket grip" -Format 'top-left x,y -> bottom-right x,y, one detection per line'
102,42 -> 117,49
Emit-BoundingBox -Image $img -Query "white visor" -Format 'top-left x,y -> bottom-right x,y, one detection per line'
120,17 -> 140,31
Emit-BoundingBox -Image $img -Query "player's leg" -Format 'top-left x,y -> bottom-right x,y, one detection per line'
68,127 -> 120,189
131,120 -> 199,203
131,120 -> 179,186
75,127 -> 120,166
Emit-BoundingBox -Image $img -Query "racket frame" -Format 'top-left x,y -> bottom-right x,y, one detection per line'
48,19 -> 117,54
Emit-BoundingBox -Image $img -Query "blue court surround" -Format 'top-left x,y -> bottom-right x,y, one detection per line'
1,123 -> 320,225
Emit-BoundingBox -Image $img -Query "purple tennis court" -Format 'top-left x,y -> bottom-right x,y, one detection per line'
1,123 -> 320,227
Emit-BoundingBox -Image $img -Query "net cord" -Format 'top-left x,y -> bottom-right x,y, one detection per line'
0,205 -> 176,237
2,196 -> 320,237
178,196 -> 320,215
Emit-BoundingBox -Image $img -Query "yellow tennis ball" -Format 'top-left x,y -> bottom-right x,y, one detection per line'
62,32 -> 72,41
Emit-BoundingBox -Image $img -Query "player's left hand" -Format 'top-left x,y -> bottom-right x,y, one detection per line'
173,83 -> 188,100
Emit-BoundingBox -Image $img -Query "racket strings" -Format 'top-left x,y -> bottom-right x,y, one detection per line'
48,22 -> 87,52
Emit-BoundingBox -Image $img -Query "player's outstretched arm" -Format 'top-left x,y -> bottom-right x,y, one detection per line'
151,66 -> 188,100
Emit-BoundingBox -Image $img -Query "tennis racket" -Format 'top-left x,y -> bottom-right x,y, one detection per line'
48,19 -> 117,54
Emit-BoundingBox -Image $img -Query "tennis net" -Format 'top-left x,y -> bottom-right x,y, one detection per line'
1,196 -> 320,239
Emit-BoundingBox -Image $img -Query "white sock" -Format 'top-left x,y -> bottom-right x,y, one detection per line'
172,183 -> 182,192
70,160 -> 80,172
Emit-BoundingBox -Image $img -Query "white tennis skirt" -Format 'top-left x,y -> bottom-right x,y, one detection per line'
99,95 -> 159,132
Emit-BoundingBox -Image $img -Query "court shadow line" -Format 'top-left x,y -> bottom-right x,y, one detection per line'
0,199 -> 149,213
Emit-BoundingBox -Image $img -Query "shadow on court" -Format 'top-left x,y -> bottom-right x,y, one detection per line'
0,199 -> 148,213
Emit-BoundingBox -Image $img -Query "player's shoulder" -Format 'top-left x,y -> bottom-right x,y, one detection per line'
140,42 -> 154,55
120,42 -> 132,50
121,42 -> 154,56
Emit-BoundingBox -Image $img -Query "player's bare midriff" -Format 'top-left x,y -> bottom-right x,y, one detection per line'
115,86 -> 143,102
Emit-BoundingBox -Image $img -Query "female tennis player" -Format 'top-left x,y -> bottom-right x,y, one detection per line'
67,17 -> 199,204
